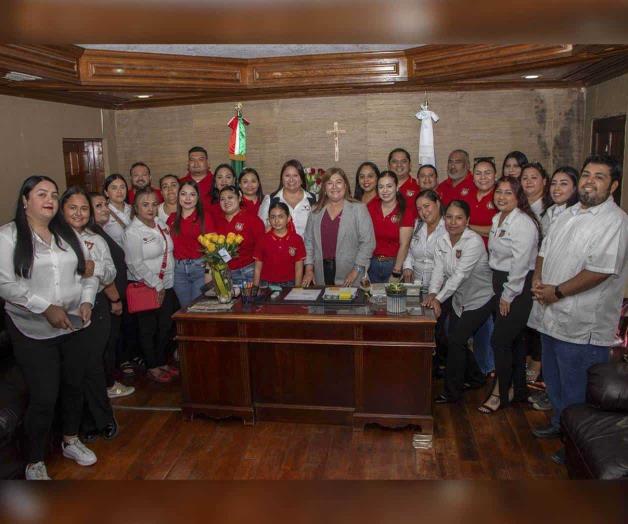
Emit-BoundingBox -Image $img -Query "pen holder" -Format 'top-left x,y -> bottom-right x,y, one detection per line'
241,283 -> 258,305
386,284 -> 407,314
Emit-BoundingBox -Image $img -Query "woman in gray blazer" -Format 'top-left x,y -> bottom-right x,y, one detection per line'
302,167 -> 375,287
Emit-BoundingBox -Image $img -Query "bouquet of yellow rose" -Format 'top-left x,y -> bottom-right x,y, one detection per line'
197,232 -> 245,303
197,232 -> 244,265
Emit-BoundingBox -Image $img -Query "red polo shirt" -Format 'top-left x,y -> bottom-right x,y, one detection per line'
398,176 -> 421,220
127,187 -> 163,205
179,171 -> 214,212
166,210 -> 215,260
207,202 -> 223,223
367,197 -> 415,257
436,172 -> 475,208
240,197 -> 261,216
253,229 -> 306,283
464,188 -> 497,249
214,209 -> 265,270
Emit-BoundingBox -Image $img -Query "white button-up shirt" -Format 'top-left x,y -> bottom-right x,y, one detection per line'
403,218 -> 447,287
0,222 -> 99,339
540,203 -> 567,237
528,197 -> 628,346
488,208 -> 539,303
78,229 -> 116,292
104,202 -> 132,247
123,217 -> 174,291
429,228 -> 495,316
258,189 -> 315,238
530,198 -> 545,220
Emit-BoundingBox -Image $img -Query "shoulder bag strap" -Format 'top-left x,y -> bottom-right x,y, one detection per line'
156,225 -> 169,281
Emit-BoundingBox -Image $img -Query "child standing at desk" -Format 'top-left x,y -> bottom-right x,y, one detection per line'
253,202 -> 305,287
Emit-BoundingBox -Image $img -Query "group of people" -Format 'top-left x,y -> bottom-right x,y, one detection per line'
0,142 -> 625,479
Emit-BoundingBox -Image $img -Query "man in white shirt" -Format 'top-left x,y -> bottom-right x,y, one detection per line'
528,155 -> 628,456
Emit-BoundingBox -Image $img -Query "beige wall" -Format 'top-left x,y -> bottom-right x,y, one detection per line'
114,88 -> 584,192
583,72 -> 628,212
0,94 -> 116,223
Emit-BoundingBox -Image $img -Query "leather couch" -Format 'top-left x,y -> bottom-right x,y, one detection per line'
561,361 -> 628,479
0,311 -> 27,479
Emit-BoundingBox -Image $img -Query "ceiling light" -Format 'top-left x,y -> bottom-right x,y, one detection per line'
113,68 -> 124,73
136,94 -> 152,99
3,71 -> 42,81
522,74 -> 541,80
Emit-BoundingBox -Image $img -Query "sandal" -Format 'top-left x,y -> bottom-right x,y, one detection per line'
131,356 -> 146,372
147,369 -> 172,384
160,365 -> 180,378
478,394 -> 501,414
119,361 -> 135,377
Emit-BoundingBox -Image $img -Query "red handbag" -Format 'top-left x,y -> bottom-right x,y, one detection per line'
126,226 -> 169,313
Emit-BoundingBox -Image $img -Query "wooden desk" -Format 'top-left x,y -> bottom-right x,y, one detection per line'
173,301 -> 435,434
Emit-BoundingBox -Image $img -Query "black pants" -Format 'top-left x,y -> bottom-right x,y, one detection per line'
7,317 -> 92,463
136,288 -> 177,369
433,297 -> 451,370
491,270 -> 533,404
80,294 -> 114,432
119,299 -> 139,364
445,298 -> 493,401
104,312 -> 121,387
323,259 -> 336,286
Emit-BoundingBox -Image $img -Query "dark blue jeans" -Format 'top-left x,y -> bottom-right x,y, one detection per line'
541,334 -> 609,429
368,257 -> 395,283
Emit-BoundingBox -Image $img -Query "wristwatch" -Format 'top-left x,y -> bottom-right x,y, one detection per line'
554,285 -> 564,299
353,265 -> 365,274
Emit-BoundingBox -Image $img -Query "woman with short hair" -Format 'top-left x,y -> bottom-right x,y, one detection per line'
123,187 -> 177,384
258,159 -> 316,238
302,167 -> 375,287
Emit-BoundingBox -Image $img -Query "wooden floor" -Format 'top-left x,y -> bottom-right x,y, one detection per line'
46,377 -> 567,480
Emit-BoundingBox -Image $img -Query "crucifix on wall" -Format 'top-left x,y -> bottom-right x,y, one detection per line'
326,121 -> 346,162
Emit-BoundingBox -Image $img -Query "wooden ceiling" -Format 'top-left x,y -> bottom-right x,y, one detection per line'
0,44 -> 627,110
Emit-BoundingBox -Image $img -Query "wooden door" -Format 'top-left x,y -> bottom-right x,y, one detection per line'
592,115 -> 625,206
63,139 -> 105,193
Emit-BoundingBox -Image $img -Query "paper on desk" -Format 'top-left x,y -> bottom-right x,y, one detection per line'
284,288 -> 322,301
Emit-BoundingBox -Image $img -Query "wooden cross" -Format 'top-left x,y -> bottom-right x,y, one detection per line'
326,121 -> 346,162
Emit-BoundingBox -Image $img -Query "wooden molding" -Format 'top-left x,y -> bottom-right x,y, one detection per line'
0,44 -> 626,109
79,50 -> 247,88
0,44 -> 81,83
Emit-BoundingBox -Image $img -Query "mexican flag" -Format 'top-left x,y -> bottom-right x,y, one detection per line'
227,106 -> 249,177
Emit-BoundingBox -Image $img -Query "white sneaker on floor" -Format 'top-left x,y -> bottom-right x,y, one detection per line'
107,381 -> 135,399
25,461 -> 51,480
62,438 -> 97,466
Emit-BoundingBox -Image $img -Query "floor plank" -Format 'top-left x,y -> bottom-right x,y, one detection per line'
46,377 -> 568,480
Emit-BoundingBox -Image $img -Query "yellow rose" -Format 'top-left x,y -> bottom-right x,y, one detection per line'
235,234 -> 244,244
217,235 -> 226,244
209,233 -> 218,242
197,235 -> 204,243
226,232 -> 236,241
206,242 -> 216,253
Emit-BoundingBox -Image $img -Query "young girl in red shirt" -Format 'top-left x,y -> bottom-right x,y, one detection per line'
253,201 -> 305,287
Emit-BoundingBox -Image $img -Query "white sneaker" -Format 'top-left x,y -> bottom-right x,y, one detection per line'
25,461 -> 51,480
62,438 -> 97,466
107,381 -> 135,399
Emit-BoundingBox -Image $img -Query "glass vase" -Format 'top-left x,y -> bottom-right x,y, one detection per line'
210,262 -> 233,303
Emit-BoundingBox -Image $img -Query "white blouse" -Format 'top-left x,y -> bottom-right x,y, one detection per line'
78,229 -> 117,293
0,222 -> 99,339
429,228 -> 494,317
402,218 -> 447,288
488,208 -> 538,303
530,198 -> 545,220
104,202 -> 133,247
158,203 -> 174,224
123,217 -> 174,291
258,189 -> 315,238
